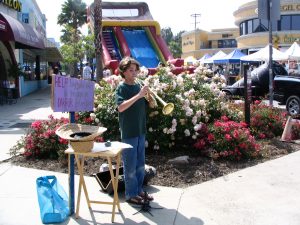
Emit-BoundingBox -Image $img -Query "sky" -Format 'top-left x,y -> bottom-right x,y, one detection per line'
36,0 -> 251,42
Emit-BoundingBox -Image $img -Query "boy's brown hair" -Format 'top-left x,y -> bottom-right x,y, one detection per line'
118,57 -> 140,77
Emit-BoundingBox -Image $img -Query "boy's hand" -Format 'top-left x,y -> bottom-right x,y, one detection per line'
138,85 -> 149,98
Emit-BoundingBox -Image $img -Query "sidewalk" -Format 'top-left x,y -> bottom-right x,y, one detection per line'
0,86 -> 300,225
0,86 -> 67,161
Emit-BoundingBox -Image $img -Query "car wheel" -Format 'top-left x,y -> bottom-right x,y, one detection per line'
286,95 -> 300,116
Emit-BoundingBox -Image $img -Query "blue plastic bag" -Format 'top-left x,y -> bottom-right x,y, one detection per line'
36,176 -> 70,224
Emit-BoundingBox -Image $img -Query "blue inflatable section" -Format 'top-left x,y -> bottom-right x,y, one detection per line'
122,29 -> 159,68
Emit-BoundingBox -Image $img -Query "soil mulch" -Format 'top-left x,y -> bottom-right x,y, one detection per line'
6,138 -> 300,188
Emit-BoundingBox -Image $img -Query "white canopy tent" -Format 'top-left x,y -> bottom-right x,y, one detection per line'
240,45 -> 288,62
203,50 -> 227,64
184,56 -> 197,66
284,42 -> 300,60
198,53 -> 212,64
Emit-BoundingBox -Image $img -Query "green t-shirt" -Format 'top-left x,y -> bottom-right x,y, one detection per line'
115,82 -> 146,139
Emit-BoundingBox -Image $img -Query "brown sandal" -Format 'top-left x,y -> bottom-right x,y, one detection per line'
139,191 -> 154,201
126,196 -> 144,205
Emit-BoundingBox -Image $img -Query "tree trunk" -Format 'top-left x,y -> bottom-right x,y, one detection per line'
94,0 -> 103,83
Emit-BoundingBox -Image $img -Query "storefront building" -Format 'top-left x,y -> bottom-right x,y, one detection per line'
182,0 -> 300,59
234,0 -> 300,53
0,0 -> 62,99
181,28 -> 239,59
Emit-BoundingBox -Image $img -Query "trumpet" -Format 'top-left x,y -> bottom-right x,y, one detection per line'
136,78 -> 174,115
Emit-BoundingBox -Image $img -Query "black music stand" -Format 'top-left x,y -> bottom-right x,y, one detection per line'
132,192 -> 163,216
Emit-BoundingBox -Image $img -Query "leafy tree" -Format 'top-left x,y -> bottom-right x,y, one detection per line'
161,27 -> 173,44
83,33 -> 96,63
174,31 -> 185,42
60,25 -> 81,44
161,27 -> 185,58
57,0 -> 87,76
168,41 -> 182,58
57,0 -> 87,32
60,25 -> 85,74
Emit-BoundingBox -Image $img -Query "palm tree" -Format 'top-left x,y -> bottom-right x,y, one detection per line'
58,0 -> 87,32
93,0 -> 103,82
58,0 -> 87,76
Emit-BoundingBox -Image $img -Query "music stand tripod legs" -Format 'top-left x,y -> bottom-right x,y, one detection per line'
132,192 -> 163,216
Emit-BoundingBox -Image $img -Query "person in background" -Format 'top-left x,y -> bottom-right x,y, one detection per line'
115,57 -> 154,205
288,61 -> 299,75
53,66 -> 61,75
103,67 -> 112,78
82,62 -> 92,80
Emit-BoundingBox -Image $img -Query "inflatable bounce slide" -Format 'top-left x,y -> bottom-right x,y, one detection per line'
87,2 -> 183,74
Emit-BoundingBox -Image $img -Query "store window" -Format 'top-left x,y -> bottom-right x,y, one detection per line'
281,15 -> 290,30
218,39 -> 237,48
240,23 -> 244,35
260,20 -> 268,31
22,13 -> 29,24
252,19 -> 260,33
222,33 -> 233,38
239,14 -> 300,35
292,15 -> 300,30
242,22 -> 246,35
247,20 -> 253,34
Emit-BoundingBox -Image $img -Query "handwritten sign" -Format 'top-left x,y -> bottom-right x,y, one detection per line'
51,75 -> 94,112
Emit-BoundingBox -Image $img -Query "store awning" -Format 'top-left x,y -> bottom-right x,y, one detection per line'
0,13 -> 45,49
32,47 -> 63,62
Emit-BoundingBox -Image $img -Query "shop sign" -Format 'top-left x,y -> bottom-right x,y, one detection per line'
273,34 -> 300,45
283,35 -> 300,44
281,4 -> 300,12
0,0 -> 22,12
183,40 -> 194,46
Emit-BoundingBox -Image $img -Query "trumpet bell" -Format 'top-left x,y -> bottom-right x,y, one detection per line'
162,103 -> 174,115
136,78 -> 174,115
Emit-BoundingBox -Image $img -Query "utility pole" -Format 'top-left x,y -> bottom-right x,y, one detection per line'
258,0 -> 280,107
191,13 -> 201,53
190,13 -> 201,30
267,0 -> 273,107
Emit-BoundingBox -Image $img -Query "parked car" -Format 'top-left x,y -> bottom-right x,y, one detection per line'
274,75 -> 300,115
222,62 -> 288,99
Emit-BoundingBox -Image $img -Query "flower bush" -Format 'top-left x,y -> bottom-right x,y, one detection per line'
193,116 -> 260,160
250,101 -> 287,138
225,100 -> 287,139
77,65 -> 234,151
10,115 -> 69,159
12,64 -> 295,162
